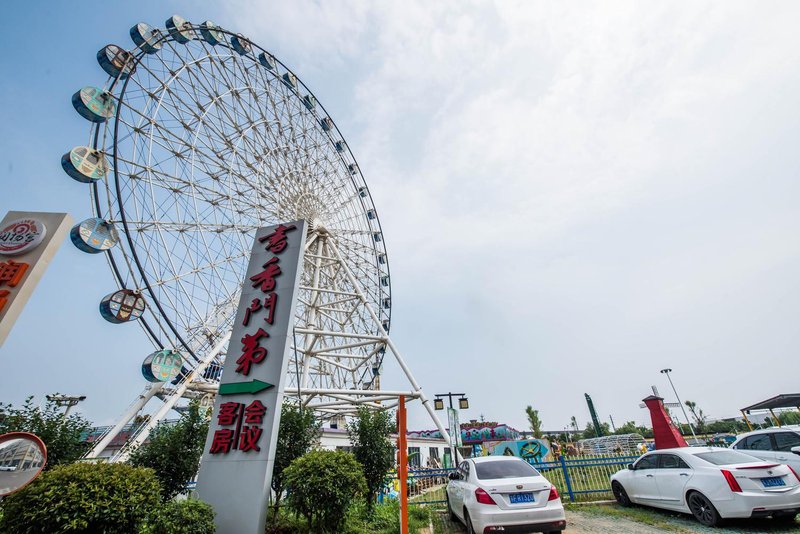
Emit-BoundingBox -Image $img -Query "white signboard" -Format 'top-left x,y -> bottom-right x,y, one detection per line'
0,211 -> 72,346
196,220 -> 306,534
448,408 -> 463,447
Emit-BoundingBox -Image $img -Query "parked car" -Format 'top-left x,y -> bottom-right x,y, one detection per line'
610,447 -> 800,527
731,427 -> 800,474
446,456 -> 566,534
0,465 -> 16,472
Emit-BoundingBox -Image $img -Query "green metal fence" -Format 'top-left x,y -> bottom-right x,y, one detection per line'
390,453 -> 642,507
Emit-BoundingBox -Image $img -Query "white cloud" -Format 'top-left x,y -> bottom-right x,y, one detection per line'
223,0 -> 800,429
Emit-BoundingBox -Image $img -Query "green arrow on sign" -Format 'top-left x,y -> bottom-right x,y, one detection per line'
219,380 -> 274,396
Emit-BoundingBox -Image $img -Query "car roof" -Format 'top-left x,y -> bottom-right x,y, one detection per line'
642,447 -> 729,456
733,426 -> 800,440
469,456 -> 528,464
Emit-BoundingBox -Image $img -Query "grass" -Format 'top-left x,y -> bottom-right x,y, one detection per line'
266,500 -> 433,533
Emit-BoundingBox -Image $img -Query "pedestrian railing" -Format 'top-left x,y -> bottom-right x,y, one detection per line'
389,453 -> 642,507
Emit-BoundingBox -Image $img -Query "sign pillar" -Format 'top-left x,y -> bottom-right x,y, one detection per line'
196,220 -> 306,534
0,211 -> 72,347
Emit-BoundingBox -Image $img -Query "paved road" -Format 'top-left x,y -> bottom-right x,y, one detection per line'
435,507 -> 800,533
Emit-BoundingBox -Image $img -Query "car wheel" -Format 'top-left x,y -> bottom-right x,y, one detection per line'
687,491 -> 721,527
446,496 -> 458,522
464,510 -> 476,534
612,481 -> 632,507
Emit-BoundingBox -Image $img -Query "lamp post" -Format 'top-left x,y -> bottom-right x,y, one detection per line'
659,369 -> 697,442
46,394 -> 86,417
434,392 -> 468,468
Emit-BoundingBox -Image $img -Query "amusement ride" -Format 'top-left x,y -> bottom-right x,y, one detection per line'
60,16 -> 450,461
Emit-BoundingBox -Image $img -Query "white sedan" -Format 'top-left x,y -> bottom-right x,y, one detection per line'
446,456 -> 566,534
610,447 -> 800,527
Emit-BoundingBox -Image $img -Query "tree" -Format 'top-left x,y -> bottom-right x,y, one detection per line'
129,401 -> 209,500
0,396 -> 91,468
525,406 -> 543,439
684,400 -> 708,434
582,421 -> 611,439
272,401 -> 321,514
283,450 -> 366,532
347,406 -> 395,512
612,421 -> 653,438
779,411 -> 800,425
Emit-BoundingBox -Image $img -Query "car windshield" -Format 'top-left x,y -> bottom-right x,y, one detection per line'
694,450 -> 761,466
475,460 -> 540,480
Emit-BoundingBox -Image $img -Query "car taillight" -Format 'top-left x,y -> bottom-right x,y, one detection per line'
475,487 -> 497,505
721,469 -> 742,493
548,486 -> 560,501
788,466 -> 800,484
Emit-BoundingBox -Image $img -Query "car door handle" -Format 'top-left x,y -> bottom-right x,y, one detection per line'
646,474 -> 654,478
679,473 -> 690,477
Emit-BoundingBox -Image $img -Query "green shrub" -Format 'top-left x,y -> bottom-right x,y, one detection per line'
140,498 -> 215,534
284,450 -> 367,532
0,462 -> 161,534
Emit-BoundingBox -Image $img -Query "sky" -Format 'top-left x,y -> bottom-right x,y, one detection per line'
1,1 -> 800,435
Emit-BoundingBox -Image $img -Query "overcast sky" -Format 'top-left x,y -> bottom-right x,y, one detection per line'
1,1 -> 799,435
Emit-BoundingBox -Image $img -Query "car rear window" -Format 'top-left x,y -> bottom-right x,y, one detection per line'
694,450 -> 761,465
475,460 -> 540,480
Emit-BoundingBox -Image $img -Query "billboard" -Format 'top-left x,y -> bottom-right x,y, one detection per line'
0,211 -> 72,346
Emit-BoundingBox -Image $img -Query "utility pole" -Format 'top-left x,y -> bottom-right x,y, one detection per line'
660,369 -> 697,442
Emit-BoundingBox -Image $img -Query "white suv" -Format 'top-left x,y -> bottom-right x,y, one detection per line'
731,427 -> 800,473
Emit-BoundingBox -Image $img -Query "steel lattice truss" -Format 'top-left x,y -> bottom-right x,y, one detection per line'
75,20 -> 450,461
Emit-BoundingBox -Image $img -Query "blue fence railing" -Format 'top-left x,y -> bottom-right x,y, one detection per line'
392,453 -> 643,506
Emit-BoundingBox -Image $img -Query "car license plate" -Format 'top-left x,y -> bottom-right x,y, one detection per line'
761,477 -> 786,488
510,492 -> 534,504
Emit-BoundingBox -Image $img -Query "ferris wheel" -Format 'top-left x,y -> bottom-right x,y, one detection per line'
62,17 -> 448,461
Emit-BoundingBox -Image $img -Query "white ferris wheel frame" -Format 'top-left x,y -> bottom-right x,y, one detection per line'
76,20 -> 451,461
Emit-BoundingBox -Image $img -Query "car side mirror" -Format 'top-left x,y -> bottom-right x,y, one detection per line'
627,463 -> 634,470
791,446 -> 800,456
448,472 -> 460,480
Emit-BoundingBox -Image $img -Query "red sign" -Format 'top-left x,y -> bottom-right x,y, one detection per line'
0,260 -> 30,313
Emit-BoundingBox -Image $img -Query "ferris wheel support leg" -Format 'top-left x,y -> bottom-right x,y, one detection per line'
325,240 -> 455,458
111,331 -> 232,462
84,383 -> 164,459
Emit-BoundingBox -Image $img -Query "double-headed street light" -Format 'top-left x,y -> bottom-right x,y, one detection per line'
659,369 -> 697,442
434,392 -> 469,467
46,394 -> 86,417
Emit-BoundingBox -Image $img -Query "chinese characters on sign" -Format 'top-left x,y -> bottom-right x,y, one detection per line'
208,224 -> 297,456
0,260 -> 30,313
196,220 -> 306,534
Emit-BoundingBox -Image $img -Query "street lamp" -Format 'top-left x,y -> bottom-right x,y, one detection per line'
46,394 -> 86,417
659,369 -> 697,442
434,392 -> 469,468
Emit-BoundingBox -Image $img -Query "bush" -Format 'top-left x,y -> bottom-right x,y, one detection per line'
284,450 -> 367,532
0,462 -> 161,534
140,498 -> 215,534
